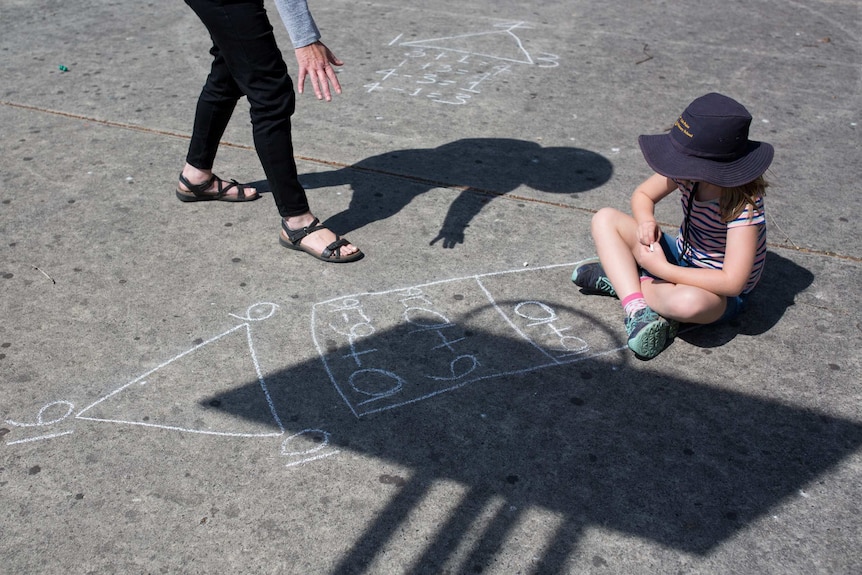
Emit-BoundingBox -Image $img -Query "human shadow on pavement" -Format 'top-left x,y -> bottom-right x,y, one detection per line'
296,138 -> 613,248
677,250 -> 815,349
205,283 -> 860,573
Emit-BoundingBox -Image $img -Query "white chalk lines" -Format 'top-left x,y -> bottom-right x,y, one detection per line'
6,263 -> 626,468
369,21 -> 559,105
4,303 -> 339,468
313,262 -> 619,418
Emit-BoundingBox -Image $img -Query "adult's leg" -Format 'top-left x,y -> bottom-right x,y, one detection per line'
185,43 -> 242,171
184,0 -> 306,216
180,3 -> 258,200
183,0 -> 359,259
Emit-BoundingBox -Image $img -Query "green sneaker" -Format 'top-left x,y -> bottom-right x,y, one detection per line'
572,257 -> 617,297
625,307 -> 669,359
666,319 -> 680,343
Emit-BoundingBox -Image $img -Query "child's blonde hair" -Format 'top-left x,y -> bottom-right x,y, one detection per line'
720,175 -> 768,222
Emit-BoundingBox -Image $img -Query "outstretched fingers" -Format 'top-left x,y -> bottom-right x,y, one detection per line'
295,42 -> 343,101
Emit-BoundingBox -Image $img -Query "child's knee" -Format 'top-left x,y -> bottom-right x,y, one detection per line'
665,289 -> 724,323
591,207 -> 620,235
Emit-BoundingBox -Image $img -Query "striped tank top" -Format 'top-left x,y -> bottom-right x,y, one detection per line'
675,182 -> 766,294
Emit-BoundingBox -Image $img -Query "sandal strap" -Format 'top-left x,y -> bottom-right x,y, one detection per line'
282,219 -> 351,260
322,237 -> 350,260
178,173 -> 216,197
178,173 -> 247,200
281,217 -> 323,245
214,177 -> 246,200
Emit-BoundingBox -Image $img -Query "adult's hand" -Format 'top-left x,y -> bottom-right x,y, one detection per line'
295,41 -> 344,101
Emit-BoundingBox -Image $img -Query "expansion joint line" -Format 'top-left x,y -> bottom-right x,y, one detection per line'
3,99 -> 858,263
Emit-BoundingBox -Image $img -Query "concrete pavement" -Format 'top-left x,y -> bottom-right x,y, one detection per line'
1,1 -> 860,573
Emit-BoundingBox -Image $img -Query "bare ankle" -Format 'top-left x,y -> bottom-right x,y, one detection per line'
284,213 -> 315,229
182,164 -> 212,184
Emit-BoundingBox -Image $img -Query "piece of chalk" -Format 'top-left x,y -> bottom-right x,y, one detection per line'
649,243 -> 655,252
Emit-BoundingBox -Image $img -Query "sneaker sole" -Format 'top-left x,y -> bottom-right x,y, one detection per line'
628,319 -> 668,360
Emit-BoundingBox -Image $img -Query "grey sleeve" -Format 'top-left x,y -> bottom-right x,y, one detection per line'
272,0 -> 322,48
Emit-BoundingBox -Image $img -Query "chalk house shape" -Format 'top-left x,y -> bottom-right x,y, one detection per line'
399,22 -> 535,64
77,307 -> 284,438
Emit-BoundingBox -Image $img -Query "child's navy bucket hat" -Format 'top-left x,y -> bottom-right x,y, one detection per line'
638,93 -> 774,188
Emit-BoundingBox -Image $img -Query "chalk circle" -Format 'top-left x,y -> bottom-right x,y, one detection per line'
349,368 -> 404,398
6,400 -> 75,428
281,429 -> 331,456
38,401 -> 75,425
514,301 -> 557,323
427,354 -> 480,381
403,307 -> 451,329
558,336 -> 589,354
229,302 -> 279,322
347,322 -> 375,339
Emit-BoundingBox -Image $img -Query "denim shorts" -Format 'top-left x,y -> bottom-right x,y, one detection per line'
652,233 -> 747,323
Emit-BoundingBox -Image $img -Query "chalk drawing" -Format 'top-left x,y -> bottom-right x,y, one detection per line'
6,400 -> 75,427
366,21 -> 559,105
281,429 -> 340,468
400,22 -> 537,65
4,303 -> 339,469
7,265 -> 631,467
4,401 -> 77,445
312,262 -> 613,418
75,302 -> 283,437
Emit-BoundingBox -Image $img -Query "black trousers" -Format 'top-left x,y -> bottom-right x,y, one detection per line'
184,0 -> 309,217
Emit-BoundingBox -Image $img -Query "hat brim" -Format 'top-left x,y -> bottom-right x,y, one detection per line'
638,133 -> 774,188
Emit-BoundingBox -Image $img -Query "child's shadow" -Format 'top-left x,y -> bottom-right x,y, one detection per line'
298,138 -> 613,248
681,251 -> 814,347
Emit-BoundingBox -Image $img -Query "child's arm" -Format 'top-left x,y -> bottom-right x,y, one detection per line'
631,174 -> 676,247
642,223 -> 759,297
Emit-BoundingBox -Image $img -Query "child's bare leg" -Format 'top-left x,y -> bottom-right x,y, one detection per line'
641,279 -> 727,324
591,207 -> 642,300
591,208 -> 669,359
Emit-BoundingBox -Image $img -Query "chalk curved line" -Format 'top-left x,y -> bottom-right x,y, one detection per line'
513,300 -> 558,324
352,369 -> 408,406
281,429 -> 331,456
474,278 -> 562,364
784,0 -> 855,39
228,301 -> 279,322
6,400 -> 75,428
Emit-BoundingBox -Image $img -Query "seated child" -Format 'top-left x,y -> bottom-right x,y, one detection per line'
573,92 -> 773,359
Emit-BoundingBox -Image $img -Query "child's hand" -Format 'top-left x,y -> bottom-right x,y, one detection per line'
634,242 -> 668,275
637,220 -> 661,247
